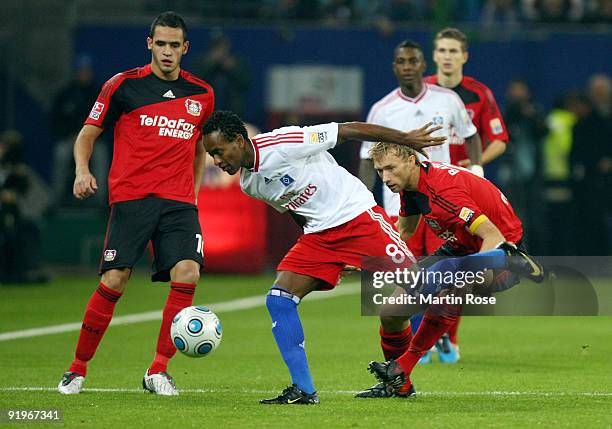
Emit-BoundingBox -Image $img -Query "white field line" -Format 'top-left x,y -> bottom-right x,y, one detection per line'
0,386 -> 610,397
0,282 -> 360,342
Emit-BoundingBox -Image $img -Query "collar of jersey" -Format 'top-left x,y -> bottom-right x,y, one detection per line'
396,84 -> 428,103
246,138 -> 260,172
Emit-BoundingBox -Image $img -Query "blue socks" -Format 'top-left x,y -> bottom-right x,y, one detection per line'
427,249 -> 506,276
410,248 -> 507,332
265,287 -> 316,394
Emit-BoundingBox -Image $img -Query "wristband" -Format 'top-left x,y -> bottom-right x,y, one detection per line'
470,164 -> 484,177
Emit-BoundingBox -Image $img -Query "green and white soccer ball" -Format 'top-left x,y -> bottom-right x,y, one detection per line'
171,306 -> 222,357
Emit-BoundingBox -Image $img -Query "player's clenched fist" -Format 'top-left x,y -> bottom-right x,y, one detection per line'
73,171 -> 98,199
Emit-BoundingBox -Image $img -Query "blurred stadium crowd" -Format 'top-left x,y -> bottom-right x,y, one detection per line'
148,0 -> 612,26
0,2 -> 610,283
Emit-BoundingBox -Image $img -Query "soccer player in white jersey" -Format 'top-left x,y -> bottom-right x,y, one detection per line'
201,110 -> 450,404
202,111 -> 541,403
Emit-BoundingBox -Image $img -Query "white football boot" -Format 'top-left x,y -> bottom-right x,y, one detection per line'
58,372 -> 85,394
142,370 -> 179,396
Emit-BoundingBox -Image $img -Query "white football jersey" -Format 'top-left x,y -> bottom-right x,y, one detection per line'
240,122 -> 376,234
360,83 -> 477,216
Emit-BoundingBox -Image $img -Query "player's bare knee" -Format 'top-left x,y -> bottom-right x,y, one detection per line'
274,271 -> 320,299
101,268 -> 130,293
171,260 -> 200,284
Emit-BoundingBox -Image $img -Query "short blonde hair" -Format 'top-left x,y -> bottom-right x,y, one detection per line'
369,142 -> 419,164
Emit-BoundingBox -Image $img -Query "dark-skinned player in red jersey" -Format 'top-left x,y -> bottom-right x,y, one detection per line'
57,11 -> 214,396
409,27 -> 512,364
357,142 -> 542,398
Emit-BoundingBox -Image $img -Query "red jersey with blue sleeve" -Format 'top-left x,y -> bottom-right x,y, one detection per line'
85,64 -> 214,205
399,161 -> 522,253
425,75 -> 509,165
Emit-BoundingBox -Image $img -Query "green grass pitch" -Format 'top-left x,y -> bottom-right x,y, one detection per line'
1,275 -> 611,428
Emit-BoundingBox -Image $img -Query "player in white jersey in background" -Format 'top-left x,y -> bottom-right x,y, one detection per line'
359,39 -> 482,220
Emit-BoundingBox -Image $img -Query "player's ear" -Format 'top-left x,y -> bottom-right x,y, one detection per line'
147,37 -> 153,51
183,40 -> 190,55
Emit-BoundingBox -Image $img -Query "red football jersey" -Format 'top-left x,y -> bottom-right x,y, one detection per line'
85,64 -> 214,205
399,161 -> 522,253
424,75 -> 509,165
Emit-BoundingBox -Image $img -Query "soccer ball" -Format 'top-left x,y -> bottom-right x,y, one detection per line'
170,306 -> 222,357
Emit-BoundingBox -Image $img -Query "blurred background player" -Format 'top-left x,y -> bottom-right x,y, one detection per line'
191,28 -> 251,118
427,27 -> 509,170
0,130 -> 50,283
202,110 -> 447,404
57,11 -> 214,396
358,39 -> 482,363
49,54 -> 109,210
414,27 -> 511,363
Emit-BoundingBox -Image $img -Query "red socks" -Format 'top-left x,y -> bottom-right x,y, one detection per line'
396,305 -> 460,376
380,325 -> 413,360
69,283 -> 122,376
447,316 -> 461,345
149,282 -> 196,375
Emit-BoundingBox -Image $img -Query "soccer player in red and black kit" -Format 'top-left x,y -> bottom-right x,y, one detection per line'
413,27 -> 511,362
57,11 -> 214,396
426,27 -> 509,170
357,142 -> 542,398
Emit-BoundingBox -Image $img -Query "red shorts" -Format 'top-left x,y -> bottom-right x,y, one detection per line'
277,206 -> 415,289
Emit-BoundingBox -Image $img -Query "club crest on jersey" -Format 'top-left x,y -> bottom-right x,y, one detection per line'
280,174 -> 295,186
103,249 -> 117,262
185,99 -> 202,116
309,131 -> 328,144
89,102 -> 105,120
432,115 -> 444,125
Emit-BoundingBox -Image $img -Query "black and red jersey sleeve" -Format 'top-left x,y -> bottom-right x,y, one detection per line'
84,71 -> 131,129
429,183 -> 486,234
399,191 -> 431,217
477,85 -> 509,144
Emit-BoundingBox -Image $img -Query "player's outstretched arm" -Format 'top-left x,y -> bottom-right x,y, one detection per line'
73,124 -> 103,200
337,122 -> 446,156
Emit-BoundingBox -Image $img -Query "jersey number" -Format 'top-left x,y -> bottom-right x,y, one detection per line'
195,233 -> 204,256
385,244 -> 406,264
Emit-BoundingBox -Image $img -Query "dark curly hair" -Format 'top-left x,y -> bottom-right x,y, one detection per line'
202,110 -> 249,142
395,39 -> 424,56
